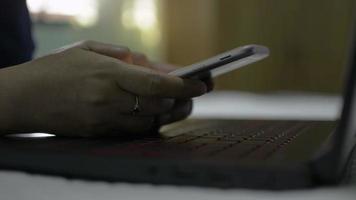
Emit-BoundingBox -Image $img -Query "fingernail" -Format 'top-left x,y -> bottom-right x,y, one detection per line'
207,82 -> 214,92
194,81 -> 208,95
184,79 -> 208,97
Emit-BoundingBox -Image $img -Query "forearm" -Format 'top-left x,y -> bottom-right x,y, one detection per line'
0,65 -> 32,135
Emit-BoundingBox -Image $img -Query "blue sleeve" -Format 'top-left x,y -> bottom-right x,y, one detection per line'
0,0 -> 35,68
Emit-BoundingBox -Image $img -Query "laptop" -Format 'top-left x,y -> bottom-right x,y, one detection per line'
1,23 -> 356,191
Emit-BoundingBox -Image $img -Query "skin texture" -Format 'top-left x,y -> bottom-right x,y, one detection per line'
0,41 -> 210,137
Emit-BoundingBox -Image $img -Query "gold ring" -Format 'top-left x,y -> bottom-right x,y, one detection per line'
131,95 -> 141,115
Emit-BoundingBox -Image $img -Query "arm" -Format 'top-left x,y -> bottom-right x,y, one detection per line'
0,67 -> 20,134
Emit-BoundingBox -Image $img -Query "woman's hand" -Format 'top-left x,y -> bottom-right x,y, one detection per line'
117,50 -> 214,126
0,41 -> 208,137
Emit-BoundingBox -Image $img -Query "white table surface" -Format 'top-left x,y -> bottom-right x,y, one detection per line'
191,91 -> 342,120
1,91 -> 355,200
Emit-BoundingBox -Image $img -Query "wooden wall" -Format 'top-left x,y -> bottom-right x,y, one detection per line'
161,0 -> 354,93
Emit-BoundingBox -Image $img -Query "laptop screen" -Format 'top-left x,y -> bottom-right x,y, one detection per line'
334,14 -> 356,174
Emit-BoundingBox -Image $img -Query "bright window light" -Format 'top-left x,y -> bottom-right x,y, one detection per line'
27,0 -> 98,27
132,0 -> 157,30
121,0 -> 161,47
122,0 -> 157,30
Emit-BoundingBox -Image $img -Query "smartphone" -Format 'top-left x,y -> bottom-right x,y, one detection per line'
169,44 -> 269,78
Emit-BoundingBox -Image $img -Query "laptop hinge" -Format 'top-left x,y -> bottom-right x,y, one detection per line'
310,149 -> 339,185
309,129 -> 342,185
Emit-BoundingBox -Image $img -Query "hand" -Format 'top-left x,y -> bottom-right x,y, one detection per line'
68,42 -> 212,129
0,41 -> 207,137
121,51 -> 214,125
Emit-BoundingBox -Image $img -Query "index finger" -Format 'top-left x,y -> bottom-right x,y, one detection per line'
78,40 -> 133,63
114,62 -> 207,98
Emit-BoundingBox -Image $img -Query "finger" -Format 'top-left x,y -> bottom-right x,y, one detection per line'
150,62 -> 179,73
158,99 -> 193,125
77,40 -> 133,63
114,63 -> 207,98
110,90 -> 176,115
198,72 -> 214,92
152,63 -> 214,92
131,52 -> 178,74
150,62 -> 214,92
132,52 -> 151,67
131,51 -> 178,73
202,77 -> 214,92
131,97 -> 175,116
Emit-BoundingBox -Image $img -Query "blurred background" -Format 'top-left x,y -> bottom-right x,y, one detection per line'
27,0 -> 354,93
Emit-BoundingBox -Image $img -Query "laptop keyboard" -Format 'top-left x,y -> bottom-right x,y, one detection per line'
165,121 -> 307,159
1,120 -> 311,161
90,120 -> 311,160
